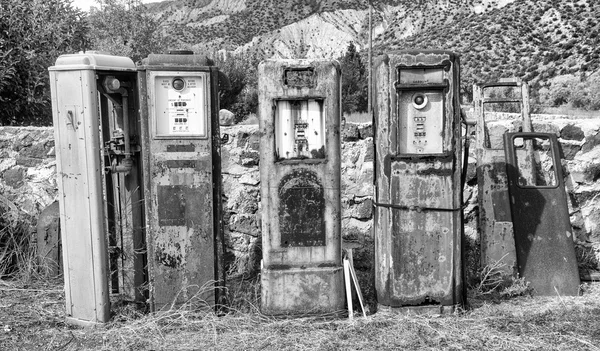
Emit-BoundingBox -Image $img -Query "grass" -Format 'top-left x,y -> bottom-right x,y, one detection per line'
1,277 -> 600,350
0,195 -> 38,281
2,171 -> 600,350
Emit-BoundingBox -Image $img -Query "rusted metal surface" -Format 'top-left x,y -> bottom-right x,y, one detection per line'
98,72 -> 146,303
504,132 -> 580,296
373,50 -> 463,309
259,59 -> 343,315
474,81 -> 532,274
278,169 -> 325,247
261,267 -> 344,315
139,63 -> 224,311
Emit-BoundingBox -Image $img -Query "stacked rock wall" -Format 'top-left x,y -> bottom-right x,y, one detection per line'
0,127 -> 57,216
2,115 -> 600,276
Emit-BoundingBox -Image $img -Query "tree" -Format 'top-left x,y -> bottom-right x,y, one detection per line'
0,0 -> 88,126
338,42 -> 368,115
87,0 -> 167,64
214,52 -> 260,123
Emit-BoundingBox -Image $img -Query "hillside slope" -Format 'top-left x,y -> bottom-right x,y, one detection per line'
146,0 -> 600,97
380,0 -> 600,96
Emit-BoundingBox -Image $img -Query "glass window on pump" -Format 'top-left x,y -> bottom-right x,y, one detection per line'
152,73 -> 208,138
274,99 -> 326,161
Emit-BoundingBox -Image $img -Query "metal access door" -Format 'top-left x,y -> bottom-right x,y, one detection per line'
504,132 -> 580,296
474,80 -> 532,274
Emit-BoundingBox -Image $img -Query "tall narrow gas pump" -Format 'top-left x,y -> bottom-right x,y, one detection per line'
258,59 -> 344,316
373,50 -> 464,312
49,52 -> 146,325
138,53 -> 226,311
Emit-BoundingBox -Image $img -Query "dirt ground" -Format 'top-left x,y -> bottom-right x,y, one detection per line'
1,277 -> 600,351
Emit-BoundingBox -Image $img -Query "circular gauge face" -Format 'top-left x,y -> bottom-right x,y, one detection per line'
107,77 -> 121,91
412,93 -> 428,110
172,77 -> 185,91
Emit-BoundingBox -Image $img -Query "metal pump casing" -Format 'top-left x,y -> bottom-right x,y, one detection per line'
138,53 -> 226,311
49,52 -> 142,326
373,50 -> 464,312
258,59 -> 344,316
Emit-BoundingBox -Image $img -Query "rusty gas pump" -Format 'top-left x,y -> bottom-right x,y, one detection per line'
258,59 -> 344,316
138,52 -> 227,311
373,50 -> 465,313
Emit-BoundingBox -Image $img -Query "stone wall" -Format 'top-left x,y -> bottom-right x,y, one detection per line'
2,116 -> 600,277
0,127 -> 57,217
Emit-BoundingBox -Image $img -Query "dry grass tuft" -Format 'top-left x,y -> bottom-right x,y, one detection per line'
2,196 -> 600,350
0,195 -> 42,282
2,276 -> 600,350
470,255 -> 533,301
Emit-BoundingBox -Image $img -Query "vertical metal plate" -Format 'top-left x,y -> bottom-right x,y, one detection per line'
504,132 -> 580,296
278,169 -> 325,247
50,69 -> 110,324
475,81 -> 531,273
389,159 -> 457,305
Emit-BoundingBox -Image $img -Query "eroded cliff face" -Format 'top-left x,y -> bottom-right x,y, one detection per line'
232,10 -> 366,59
150,0 -> 517,58
3,112 -> 599,279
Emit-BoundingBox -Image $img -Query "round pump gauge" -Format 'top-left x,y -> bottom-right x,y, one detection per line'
172,77 -> 186,91
412,93 -> 428,110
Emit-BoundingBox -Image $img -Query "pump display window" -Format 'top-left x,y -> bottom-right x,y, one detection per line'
274,99 -> 326,160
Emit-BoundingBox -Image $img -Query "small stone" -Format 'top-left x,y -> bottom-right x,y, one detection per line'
561,124 -> 585,141
219,109 -> 235,126
342,123 -> 359,141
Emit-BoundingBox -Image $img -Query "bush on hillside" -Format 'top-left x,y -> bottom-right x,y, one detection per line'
538,73 -> 600,110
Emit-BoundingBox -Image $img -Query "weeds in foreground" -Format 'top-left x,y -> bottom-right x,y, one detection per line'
470,254 -> 533,300
0,195 -> 38,281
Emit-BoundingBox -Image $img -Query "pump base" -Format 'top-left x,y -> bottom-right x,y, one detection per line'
377,303 -> 458,315
261,266 -> 345,317
65,316 -> 107,328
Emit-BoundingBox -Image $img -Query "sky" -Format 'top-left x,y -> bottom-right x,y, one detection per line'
71,0 -> 165,12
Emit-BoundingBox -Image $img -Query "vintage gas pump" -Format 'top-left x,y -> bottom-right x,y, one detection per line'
49,52 -> 146,325
373,50 -> 464,312
474,79 -> 532,275
138,53 -> 226,311
258,59 -> 344,316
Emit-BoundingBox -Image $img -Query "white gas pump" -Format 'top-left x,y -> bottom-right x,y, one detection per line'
49,52 -> 145,326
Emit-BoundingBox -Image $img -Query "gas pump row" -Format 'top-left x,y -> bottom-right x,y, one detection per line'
49,50 -> 578,326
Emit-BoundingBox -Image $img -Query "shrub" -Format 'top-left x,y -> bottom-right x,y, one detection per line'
538,73 -> 600,110
214,52 -> 260,123
87,0 -> 167,64
0,0 -> 88,126
338,42 -> 368,115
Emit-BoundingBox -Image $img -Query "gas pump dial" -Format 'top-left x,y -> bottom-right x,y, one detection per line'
412,93 -> 428,109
